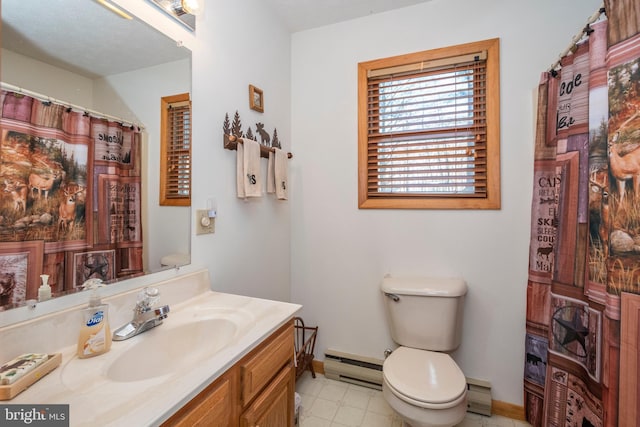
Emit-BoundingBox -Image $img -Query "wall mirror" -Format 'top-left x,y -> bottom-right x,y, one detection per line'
0,0 -> 192,314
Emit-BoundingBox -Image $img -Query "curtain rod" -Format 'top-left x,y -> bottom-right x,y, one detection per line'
548,3 -> 605,74
1,82 -> 144,130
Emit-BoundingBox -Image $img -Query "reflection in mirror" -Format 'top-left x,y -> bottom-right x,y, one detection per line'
0,0 -> 192,312
148,0 -> 198,31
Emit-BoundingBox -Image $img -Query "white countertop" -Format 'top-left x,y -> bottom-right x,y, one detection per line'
4,271 -> 301,426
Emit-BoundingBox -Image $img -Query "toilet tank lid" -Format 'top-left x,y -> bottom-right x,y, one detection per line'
381,276 -> 467,297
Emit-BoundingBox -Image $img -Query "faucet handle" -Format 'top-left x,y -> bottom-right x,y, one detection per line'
135,287 -> 160,312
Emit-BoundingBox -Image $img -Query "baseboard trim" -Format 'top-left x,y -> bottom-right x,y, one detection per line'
491,400 -> 526,420
313,360 -> 525,421
312,359 -> 324,375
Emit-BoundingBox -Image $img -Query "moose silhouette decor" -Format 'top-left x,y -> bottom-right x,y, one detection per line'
255,122 -> 270,145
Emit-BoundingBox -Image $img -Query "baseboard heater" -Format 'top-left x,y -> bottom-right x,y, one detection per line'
466,377 -> 492,416
324,349 -> 492,416
324,349 -> 384,390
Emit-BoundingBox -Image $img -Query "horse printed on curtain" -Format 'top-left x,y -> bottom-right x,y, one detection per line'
525,1 -> 640,426
0,90 -> 143,308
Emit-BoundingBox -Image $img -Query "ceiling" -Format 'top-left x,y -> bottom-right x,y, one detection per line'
265,0 -> 433,32
1,0 -> 432,78
1,0 -> 191,78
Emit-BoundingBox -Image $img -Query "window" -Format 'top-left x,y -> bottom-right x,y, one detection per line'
160,93 -> 191,206
358,38 -> 500,209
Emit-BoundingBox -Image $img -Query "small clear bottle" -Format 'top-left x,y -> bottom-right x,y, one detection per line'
37,274 -> 51,302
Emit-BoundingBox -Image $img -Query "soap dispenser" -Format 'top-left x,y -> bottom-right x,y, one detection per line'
77,279 -> 112,359
37,274 -> 51,302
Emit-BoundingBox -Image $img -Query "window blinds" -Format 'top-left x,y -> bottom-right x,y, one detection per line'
366,52 -> 487,198
165,100 -> 191,200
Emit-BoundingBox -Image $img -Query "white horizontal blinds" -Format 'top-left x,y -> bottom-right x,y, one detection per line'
166,100 -> 191,199
366,51 -> 487,198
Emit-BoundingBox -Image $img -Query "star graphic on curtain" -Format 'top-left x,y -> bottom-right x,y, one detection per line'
553,307 -> 589,354
84,255 -> 108,279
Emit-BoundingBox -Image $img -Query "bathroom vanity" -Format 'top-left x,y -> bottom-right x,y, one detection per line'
164,321 -> 295,426
0,267 -> 301,426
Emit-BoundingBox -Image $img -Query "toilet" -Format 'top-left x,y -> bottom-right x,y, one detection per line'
381,275 -> 468,427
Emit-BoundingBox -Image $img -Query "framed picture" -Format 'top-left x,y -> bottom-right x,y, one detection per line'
0,241 -> 44,307
249,84 -> 264,113
66,249 -> 116,289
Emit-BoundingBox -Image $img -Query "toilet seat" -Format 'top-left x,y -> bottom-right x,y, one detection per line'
383,346 -> 466,410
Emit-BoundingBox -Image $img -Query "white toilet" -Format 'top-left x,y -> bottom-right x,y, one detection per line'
381,275 -> 468,427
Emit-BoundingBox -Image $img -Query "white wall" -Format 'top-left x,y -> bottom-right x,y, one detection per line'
1,48 -> 94,106
189,0 -> 292,302
289,0 -> 602,405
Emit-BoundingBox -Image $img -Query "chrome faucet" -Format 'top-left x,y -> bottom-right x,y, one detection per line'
113,287 -> 170,341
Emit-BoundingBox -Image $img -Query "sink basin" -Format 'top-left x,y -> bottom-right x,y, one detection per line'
60,305 -> 256,389
106,318 -> 238,382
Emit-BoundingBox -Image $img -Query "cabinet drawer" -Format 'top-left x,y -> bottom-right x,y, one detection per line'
240,322 -> 293,406
163,373 -> 233,427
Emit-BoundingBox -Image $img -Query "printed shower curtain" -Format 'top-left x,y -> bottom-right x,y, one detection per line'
0,90 -> 143,306
525,1 -> 640,426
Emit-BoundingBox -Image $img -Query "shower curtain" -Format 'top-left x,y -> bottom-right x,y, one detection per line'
0,90 -> 143,305
525,1 -> 640,426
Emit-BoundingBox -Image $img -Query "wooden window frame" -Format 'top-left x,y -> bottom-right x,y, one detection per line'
160,93 -> 191,206
358,38 -> 501,209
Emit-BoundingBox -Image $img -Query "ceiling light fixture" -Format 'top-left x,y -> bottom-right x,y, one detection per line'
172,0 -> 203,16
95,0 -> 133,20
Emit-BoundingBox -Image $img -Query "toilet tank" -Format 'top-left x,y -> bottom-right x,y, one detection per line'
381,276 -> 467,352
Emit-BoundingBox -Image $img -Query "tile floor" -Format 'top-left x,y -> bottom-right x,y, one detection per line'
296,373 -> 532,427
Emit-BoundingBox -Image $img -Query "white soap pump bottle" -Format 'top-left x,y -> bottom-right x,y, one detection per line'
37,274 -> 51,302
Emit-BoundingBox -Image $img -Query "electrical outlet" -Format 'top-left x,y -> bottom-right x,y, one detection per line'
195,210 -> 215,235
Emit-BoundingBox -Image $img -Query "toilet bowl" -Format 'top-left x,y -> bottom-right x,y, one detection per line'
380,275 -> 468,427
382,347 -> 467,427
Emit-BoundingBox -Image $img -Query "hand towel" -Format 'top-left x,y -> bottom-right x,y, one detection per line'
267,151 -> 276,194
243,138 -> 262,197
274,148 -> 288,200
236,141 -> 246,198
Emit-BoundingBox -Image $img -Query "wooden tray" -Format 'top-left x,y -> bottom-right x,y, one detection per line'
0,353 -> 61,400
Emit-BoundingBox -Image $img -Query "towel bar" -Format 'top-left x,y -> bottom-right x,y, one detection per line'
224,134 -> 293,159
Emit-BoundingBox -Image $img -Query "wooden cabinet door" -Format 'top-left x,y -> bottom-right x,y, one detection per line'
240,323 -> 294,406
240,364 -> 294,427
163,372 -> 234,427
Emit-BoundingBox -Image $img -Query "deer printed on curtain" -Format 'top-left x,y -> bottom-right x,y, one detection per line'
525,1 -> 640,426
0,90 -> 143,306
